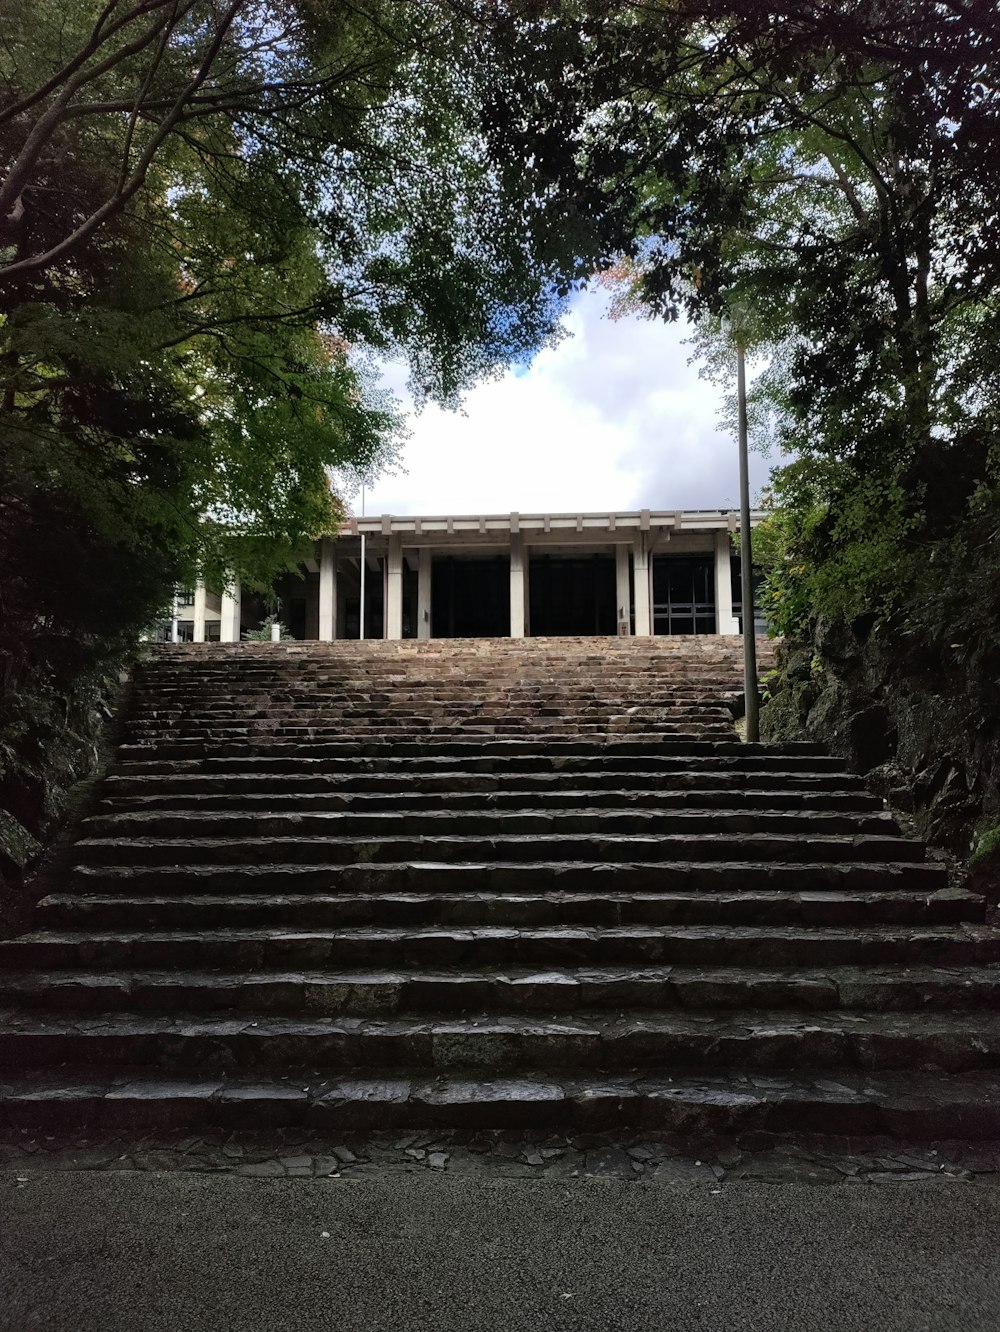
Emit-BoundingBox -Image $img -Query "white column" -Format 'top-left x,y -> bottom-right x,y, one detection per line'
381,553 -> 388,639
632,533 -> 652,636
220,580 -> 241,642
335,569 -> 346,639
319,539 -> 337,641
714,530 -> 739,635
509,534 -> 527,638
193,580 -> 206,643
615,545 -> 630,635
359,539 -> 367,639
386,534 -> 403,640
417,547 -> 432,639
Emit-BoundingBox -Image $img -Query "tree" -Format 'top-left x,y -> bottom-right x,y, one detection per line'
0,2 -> 592,681
489,1 -> 1000,644
1,1 -> 611,828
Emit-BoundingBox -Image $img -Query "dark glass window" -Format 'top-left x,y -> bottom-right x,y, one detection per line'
529,556 -> 616,636
651,557 -> 716,635
431,557 -> 511,637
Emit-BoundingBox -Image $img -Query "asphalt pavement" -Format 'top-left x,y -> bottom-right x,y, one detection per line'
2,1172 -> 999,1332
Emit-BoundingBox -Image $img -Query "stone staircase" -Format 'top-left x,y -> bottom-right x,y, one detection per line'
2,636 -> 1000,1141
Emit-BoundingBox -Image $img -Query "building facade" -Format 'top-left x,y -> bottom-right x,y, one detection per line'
169,508 -> 765,642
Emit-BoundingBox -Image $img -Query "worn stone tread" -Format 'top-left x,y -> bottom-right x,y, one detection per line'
2,1008 -> 1000,1076
97,787 -> 882,814
81,808 -> 900,839
103,771 -> 865,795
4,962 -> 999,1015
116,739 -> 836,761
2,1066 -> 1000,1137
62,859 -> 950,896
71,831 -> 925,869
112,753 -> 853,778
3,923 -> 998,970
35,889 -> 980,932
33,887 -> 981,931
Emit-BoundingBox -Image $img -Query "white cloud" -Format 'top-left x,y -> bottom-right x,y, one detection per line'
360,287 -> 776,517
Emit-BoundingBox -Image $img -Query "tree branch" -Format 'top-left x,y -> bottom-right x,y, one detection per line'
0,1 -> 245,286
0,0 -> 200,227
0,1 -> 177,128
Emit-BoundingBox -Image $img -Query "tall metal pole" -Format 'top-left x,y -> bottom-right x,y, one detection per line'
736,338 -> 759,742
359,483 -> 366,641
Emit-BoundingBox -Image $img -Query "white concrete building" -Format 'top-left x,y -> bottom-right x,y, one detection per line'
169,508 -> 765,642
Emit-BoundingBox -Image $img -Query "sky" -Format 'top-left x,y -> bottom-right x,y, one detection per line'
359,287 -> 777,518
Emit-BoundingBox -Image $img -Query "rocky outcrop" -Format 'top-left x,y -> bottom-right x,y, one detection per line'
760,619 -> 1000,886
0,666 -> 129,935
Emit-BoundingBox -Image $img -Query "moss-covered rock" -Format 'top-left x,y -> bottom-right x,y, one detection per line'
762,621 -> 1000,861
0,663 -> 128,933
0,809 -> 41,872
968,825 -> 1000,901
759,686 -> 804,742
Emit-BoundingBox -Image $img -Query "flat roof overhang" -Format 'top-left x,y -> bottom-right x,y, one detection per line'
338,508 -> 760,541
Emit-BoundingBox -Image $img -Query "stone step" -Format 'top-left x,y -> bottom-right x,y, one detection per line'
137,704 -> 742,714
146,638 -> 772,653
123,727 -> 738,745
0,1066 -> 996,1137
133,673 -> 750,688
138,658 -> 760,674
139,650 -> 759,662
137,676 -> 760,688
129,694 -> 743,712
123,724 -> 735,735
2,1009 -> 999,1075
34,886 -> 981,932
64,859 -> 948,896
126,701 -> 736,717
121,735 -> 769,760
140,664 -> 760,674
80,808 -> 901,841
122,728 -> 739,744
111,751 -> 851,778
117,741 -> 826,762
125,705 -> 734,719
134,703 -> 743,715
97,786 -> 883,815
5,962 -> 997,1017
2,923 -> 996,971
129,713 -> 738,730
115,737 -> 828,759
101,771 -> 869,799
72,831 -> 924,869
124,696 -> 736,712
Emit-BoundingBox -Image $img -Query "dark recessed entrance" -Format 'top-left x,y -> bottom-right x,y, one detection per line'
652,555 -> 716,635
529,554 -> 616,636
432,556 -> 510,637
730,554 -> 766,635
344,558 -> 384,639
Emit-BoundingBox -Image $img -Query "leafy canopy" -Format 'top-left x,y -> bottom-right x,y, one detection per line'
496,1 -> 1000,648
0,0 -> 589,689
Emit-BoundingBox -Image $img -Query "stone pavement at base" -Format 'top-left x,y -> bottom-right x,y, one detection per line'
3,1128 -> 1000,1183
2,1169 -> 999,1332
